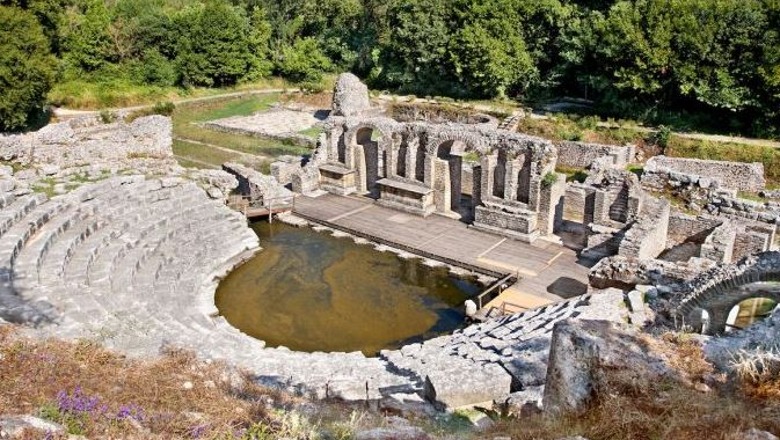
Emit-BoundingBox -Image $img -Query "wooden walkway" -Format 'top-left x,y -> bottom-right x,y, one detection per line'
293,193 -> 592,306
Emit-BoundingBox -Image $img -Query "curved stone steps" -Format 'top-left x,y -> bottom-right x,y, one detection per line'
13,202 -> 99,288
0,195 -> 45,238
110,203 -> 234,294
0,198 -> 71,282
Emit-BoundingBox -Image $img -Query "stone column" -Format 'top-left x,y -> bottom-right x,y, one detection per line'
424,151 -> 436,189
354,144 -> 367,193
481,154 -> 497,203
504,157 -> 522,202
344,132 -> 355,170
472,164 -> 482,207
386,134 -> 399,179
406,136 -> 419,181
329,125 -> 345,163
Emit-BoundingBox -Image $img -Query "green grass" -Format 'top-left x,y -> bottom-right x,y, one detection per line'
194,94 -> 280,122
299,125 -> 324,139
666,136 -> 780,186
172,139 -> 272,172
49,76 -> 294,110
173,139 -> 240,166
172,95 -> 312,161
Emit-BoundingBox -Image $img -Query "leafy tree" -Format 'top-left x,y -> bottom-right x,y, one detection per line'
244,6 -> 274,81
174,2 -> 254,87
61,0 -> 116,73
452,24 -> 535,98
0,6 -> 57,131
1,0 -> 72,54
134,48 -> 176,86
276,37 -> 332,83
377,0 -> 457,94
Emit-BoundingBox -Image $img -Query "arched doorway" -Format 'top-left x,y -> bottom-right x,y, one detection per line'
725,297 -> 779,333
354,127 -> 385,199
433,140 -> 475,221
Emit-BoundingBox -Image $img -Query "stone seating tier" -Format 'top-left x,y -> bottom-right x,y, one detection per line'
0,175 -> 627,410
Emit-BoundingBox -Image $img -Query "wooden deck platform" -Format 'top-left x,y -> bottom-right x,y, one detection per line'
242,205 -> 292,219
293,193 -> 592,308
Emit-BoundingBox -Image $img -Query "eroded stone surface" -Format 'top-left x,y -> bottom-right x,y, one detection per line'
543,320 -> 678,413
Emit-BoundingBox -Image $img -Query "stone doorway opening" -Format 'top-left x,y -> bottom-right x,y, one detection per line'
355,127 -> 385,199
434,140 -> 477,222
725,296 -> 779,333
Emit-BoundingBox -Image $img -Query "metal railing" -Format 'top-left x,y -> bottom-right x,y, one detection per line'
475,273 -> 517,310
226,194 -> 297,222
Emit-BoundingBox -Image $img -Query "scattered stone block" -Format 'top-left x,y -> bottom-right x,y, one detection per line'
424,361 -> 512,409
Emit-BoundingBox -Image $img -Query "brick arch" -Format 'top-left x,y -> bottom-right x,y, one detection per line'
343,119 -> 398,149
425,131 -> 488,156
676,252 -> 780,334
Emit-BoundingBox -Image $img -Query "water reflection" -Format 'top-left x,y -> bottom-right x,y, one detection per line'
215,222 -> 480,356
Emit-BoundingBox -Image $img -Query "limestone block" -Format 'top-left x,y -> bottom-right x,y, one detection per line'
332,73 -> 371,117
543,320 -> 676,414
424,360 -> 512,409
0,415 -> 65,437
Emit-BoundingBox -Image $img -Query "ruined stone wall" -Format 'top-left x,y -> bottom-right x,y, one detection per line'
589,255 -> 716,289
709,195 -> 780,224
222,162 -> 293,204
733,229 -> 772,261
0,116 -> 173,169
699,221 -> 736,263
556,141 -> 634,169
562,184 -> 594,224
618,197 -> 670,259
537,173 -> 567,235
666,213 -> 722,248
644,156 -> 765,192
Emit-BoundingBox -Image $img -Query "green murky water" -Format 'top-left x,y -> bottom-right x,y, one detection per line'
215,222 -> 481,356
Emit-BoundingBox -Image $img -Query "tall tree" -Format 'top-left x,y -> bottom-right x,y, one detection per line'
174,2 -> 254,87
0,6 -> 57,131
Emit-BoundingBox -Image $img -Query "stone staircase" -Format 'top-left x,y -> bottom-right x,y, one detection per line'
498,113 -> 522,132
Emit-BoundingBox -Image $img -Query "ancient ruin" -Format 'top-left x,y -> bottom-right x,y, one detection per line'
0,73 -> 778,417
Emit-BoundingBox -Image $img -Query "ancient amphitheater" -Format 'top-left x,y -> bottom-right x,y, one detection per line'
0,73 -> 778,413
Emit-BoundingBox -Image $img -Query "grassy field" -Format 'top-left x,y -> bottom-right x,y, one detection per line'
666,136 -> 780,187
49,77 -> 295,110
171,94 -> 313,170
516,113 -> 780,187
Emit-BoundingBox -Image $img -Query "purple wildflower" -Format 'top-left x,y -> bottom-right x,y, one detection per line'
189,424 -> 209,439
116,403 -> 145,421
56,386 -> 102,415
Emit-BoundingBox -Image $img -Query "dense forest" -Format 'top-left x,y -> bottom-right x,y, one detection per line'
1,0 -> 779,136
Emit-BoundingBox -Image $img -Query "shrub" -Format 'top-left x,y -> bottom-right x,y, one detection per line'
541,171 -> 558,188
0,6 -> 57,132
135,49 -> 177,87
732,346 -> 780,399
99,110 -> 116,124
126,101 -> 175,122
277,38 -> 332,84
152,101 -> 175,116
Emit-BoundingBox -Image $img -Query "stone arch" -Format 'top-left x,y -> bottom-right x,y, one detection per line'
428,134 -> 483,218
676,252 -> 780,334
344,122 -> 395,197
